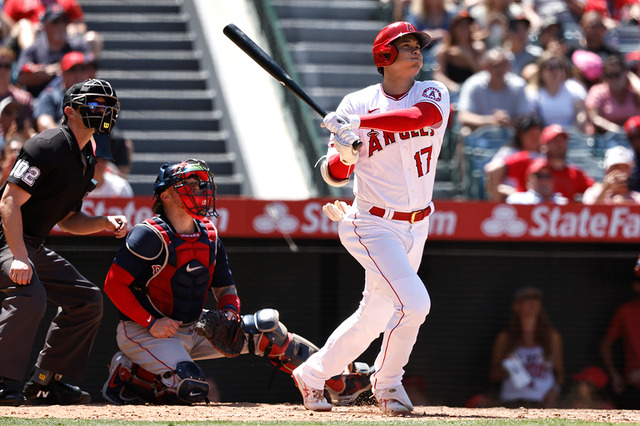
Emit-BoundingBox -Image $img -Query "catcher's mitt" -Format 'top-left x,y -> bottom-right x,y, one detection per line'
195,309 -> 245,357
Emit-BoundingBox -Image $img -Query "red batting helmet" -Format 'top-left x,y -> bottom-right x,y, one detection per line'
372,21 -> 430,73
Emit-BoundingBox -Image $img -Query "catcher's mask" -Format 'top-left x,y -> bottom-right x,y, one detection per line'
372,21 -> 430,75
154,159 -> 217,219
63,78 -> 120,135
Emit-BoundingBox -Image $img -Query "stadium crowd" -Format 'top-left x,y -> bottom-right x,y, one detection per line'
385,0 -> 640,203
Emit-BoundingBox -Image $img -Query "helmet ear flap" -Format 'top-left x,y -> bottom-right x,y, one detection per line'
373,44 -> 398,68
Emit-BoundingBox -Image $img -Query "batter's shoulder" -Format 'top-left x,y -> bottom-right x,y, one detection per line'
416,79 -> 448,93
340,84 -> 384,114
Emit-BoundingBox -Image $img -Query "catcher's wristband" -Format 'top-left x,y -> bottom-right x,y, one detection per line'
217,293 -> 240,313
147,317 -> 158,329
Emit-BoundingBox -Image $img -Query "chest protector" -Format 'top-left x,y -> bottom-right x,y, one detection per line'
142,217 -> 218,323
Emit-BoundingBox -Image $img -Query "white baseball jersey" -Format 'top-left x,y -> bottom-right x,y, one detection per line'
295,80 -> 451,394
337,80 -> 450,213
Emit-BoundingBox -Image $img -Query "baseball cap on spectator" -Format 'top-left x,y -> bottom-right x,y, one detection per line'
0,96 -> 20,117
513,286 -> 543,301
540,16 -> 563,37
540,124 -> 567,145
61,51 -> 97,73
623,116 -> 640,137
525,158 -> 550,179
40,4 -> 67,23
572,366 -> 608,389
603,145 -> 635,171
571,49 -> 603,82
625,51 -> 640,69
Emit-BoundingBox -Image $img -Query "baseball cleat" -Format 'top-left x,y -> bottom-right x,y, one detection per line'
374,385 -> 414,414
325,369 -> 372,406
23,380 -> 90,405
102,351 -> 143,405
0,380 -> 24,406
292,367 -> 332,412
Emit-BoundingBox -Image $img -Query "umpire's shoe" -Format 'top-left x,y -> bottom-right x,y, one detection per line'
0,378 -> 25,406
23,380 -> 91,405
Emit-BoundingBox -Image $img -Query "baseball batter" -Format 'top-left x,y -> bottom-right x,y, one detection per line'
292,22 -> 450,414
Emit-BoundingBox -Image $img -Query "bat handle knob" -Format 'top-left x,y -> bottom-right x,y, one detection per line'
352,140 -> 362,151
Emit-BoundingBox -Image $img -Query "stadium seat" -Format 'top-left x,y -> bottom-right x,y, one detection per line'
462,126 -> 514,199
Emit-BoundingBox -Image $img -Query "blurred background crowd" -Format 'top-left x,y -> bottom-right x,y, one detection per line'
381,0 -> 640,203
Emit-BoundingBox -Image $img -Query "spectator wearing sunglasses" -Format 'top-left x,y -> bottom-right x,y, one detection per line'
506,158 -> 568,204
526,52 -> 590,133
16,5 -> 90,98
33,50 -> 96,132
582,145 -> 640,204
586,55 -> 640,134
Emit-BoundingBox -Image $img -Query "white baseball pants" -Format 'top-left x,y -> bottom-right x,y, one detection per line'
297,209 -> 431,390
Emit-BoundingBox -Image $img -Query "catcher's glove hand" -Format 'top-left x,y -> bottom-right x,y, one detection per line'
195,309 -> 245,357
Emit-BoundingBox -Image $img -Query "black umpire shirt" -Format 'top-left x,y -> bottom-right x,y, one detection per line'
0,125 -> 97,241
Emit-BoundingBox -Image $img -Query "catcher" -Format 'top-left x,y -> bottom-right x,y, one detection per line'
101,159 -> 372,405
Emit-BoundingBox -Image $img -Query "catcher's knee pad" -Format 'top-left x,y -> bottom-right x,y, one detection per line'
170,361 -> 209,404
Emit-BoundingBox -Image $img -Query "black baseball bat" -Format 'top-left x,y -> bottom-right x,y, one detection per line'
223,23 -> 361,150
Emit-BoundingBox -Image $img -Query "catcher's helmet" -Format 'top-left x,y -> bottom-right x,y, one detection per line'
154,159 -> 217,219
372,21 -> 430,74
63,78 -> 120,135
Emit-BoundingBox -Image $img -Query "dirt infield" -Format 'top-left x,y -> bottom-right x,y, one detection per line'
1,404 -> 640,423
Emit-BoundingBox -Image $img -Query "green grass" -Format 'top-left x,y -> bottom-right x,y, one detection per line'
1,419 -> 639,425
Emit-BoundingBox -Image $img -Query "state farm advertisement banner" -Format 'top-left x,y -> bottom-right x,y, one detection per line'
60,196 -> 640,243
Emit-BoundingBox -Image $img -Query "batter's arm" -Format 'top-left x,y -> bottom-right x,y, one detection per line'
0,183 -> 32,284
358,102 -> 443,131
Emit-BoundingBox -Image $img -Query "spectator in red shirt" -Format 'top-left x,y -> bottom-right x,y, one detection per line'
485,124 -> 594,201
600,255 -> 640,409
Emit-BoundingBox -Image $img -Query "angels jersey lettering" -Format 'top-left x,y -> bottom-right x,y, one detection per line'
337,80 -> 450,212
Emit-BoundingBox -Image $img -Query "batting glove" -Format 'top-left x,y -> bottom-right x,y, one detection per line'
332,130 -> 360,165
322,200 -> 349,222
322,112 -> 361,134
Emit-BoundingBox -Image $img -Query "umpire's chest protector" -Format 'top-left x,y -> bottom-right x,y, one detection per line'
143,217 -> 217,323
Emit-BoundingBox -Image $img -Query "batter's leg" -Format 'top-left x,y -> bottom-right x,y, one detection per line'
340,214 -> 431,390
295,276 -> 394,390
371,274 -> 430,389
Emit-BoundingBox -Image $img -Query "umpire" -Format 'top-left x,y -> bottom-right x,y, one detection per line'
0,78 -> 128,405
